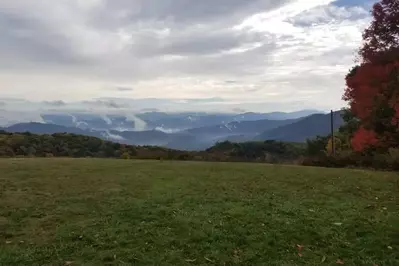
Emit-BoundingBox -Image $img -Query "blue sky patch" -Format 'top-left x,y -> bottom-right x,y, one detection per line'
333,0 -> 374,8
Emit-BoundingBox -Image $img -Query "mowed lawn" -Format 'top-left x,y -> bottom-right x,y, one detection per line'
0,159 -> 398,266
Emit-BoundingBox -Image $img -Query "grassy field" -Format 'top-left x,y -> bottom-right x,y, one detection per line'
0,159 -> 398,265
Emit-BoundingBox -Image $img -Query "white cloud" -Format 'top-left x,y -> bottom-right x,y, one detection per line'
0,0 -> 371,112
234,0 -> 336,34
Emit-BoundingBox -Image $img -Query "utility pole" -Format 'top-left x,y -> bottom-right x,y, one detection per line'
331,110 -> 335,156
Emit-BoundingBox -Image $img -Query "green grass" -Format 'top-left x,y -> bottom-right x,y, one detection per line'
0,159 -> 398,266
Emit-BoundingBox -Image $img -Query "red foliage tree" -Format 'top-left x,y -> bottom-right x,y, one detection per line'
351,127 -> 379,152
343,0 -> 399,152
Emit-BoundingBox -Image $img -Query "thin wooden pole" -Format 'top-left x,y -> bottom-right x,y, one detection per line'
331,110 -> 335,155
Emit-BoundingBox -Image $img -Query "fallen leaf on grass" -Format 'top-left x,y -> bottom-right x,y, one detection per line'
321,256 -> 326,262
336,259 -> 344,264
298,253 -> 303,257
333,222 -> 343,226
296,244 -> 304,251
388,246 -> 393,250
5,241 -> 12,244
204,257 -> 214,263
185,259 -> 196,262
65,262 -> 74,265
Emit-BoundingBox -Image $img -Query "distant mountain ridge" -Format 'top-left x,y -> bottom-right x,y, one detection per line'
37,110 -> 322,133
0,109 -> 341,151
186,118 -> 299,138
140,109 -> 322,131
6,122 -> 93,136
256,111 -> 344,142
235,110 -> 324,121
41,113 -> 138,131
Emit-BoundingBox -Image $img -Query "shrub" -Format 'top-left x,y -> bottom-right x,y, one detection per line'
120,152 -> 130,160
302,150 -> 399,171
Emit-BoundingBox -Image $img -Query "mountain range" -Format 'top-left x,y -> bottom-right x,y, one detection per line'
255,111 -> 344,142
0,110 -> 344,150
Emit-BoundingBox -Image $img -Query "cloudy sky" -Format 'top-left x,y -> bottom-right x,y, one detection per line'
0,0 -> 373,113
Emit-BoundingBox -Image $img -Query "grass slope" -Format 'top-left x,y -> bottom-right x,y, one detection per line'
0,159 -> 398,265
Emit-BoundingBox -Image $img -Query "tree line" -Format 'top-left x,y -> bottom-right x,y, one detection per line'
0,130 -> 307,163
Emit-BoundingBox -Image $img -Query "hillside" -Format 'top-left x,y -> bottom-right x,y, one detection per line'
0,130 -> 308,162
137,110 -> 321,130
0,159 -> 397,265
2,122 -> 178,147
0,130 -> 188,159
36,110 -> 323,133
111,129 -> 174,146
41,113 -> 137,131
240,109 -> 323,120
6,122 -> 93,136
142,113 -> 233,131
256,111 -> 344,142
186,118 -> 299,138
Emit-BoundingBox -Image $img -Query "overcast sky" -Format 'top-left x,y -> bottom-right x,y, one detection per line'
0,0 -> 373,113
